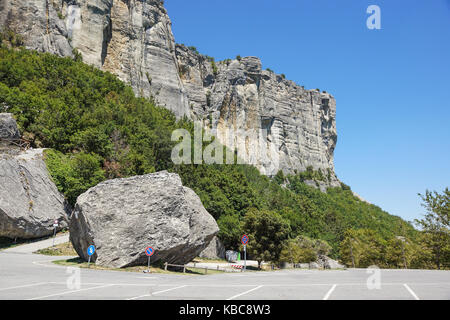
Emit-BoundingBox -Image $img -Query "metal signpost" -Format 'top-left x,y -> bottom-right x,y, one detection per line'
145,246 -> 154,273
87,245 -> 95,268
241,234 -> 249,272
52,220 -> 58,247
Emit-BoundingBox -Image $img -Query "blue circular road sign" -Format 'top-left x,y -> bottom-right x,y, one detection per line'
145,247 -> 154,257
241,234 -> 249,245
87,245 -> 95,256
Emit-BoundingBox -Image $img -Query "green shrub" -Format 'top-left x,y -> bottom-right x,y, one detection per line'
45,150 -> 105,205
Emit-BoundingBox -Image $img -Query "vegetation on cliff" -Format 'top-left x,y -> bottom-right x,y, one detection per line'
1,47 -> 447,268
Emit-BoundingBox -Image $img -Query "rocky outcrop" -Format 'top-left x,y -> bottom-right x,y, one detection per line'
0,0 -> 339,181
176,45 -> 339,181
199,236 -> 226,260
69,171 -> 219,268
0,148 -> 69,239
285,256 -> 346,270
317,255 -> 346,269
0,113 -> 20,140
352,191 -> 371,204
0,0 -> 73,57
0,0 -> 190,118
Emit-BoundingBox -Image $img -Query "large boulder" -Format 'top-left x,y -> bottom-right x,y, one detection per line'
0,149 -> 69,239
69,171 -> 219,268
0,113 -> 20,140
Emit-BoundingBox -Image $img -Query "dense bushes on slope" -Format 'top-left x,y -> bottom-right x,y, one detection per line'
0,47 -> 420,262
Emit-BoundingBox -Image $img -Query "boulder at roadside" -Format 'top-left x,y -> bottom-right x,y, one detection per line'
69,171 -> 219,268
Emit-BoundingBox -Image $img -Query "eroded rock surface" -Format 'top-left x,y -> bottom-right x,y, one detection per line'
0,113 -> 20,140
69,171 -> 219,268
176,45 -> 339,181
0,0 -> 190,118
199,236 -> 226,260
0,148 -> 69,239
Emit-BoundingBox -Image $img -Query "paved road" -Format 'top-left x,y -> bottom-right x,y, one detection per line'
1,252 -> 449,300
2,234 -> 70,254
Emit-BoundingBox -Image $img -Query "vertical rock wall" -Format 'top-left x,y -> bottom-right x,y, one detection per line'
176,45 -> 339,181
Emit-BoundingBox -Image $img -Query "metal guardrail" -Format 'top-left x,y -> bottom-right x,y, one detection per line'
164,262 -> 229,274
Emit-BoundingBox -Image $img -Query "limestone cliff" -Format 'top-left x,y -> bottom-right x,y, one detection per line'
176,45 -> 339,181
0,0 -> 339,182
0,0 -> 190,118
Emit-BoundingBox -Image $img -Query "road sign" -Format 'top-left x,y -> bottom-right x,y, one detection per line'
87,245 -> 95,256
52,220 -> 58,247
241,235 -> 248,272
241,234 -> 249,245
145,247 -> 154,257
87,245 -> 95,268
145,247 -> 155,273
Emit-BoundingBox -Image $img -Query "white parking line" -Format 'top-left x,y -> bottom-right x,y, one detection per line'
27,284 -> 115,300
404,284 -> 420,300
32,260 -> 65,268
323,284 -> 337,300
0,282 -> 47,292
226,285 -> 263,300
127,285 -> 187,300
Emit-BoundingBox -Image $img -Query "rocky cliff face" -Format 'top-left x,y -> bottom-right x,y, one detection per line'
176,45 -> 339,180
0,0 -> 339,181
0,0 -> 73,57
0,0 -> 190,118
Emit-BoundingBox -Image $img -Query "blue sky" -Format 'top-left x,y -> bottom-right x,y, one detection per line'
165,0 -> 450,223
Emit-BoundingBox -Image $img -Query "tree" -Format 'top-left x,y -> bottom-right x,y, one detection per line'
44,150 -> 106,205
217,214 -> 242,251
242,208 -> 291,269
279,237 -> 318,265
313,238 -> 332,256
295,236 -> 321,263
339,229 -> 386,268
273,170 -> 285,185
279,239 -> 303,264
385,236 -> 411,269
339,229 -> 358,267
408,233 -> 435,269
415,189 -> 450,269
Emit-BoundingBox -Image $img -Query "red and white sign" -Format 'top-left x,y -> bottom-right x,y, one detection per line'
145,247 -> 155,257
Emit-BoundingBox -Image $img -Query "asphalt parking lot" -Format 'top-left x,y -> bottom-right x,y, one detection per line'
0,252 -> 449,300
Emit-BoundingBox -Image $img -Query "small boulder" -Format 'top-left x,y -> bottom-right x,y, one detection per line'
0,113 -> 20,140
317,255 -> 346,269
226,250 -> 239,262
69,171 -> 219,268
